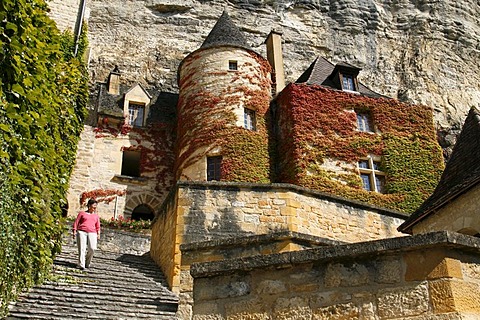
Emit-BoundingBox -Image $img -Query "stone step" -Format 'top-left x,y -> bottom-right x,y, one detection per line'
7,239 -> 178,319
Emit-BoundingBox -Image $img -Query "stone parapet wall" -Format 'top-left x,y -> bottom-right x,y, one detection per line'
150,180 -> 407,317
173,181 -> 406,245
150,188 -> 180,291
191,231 -> 480,319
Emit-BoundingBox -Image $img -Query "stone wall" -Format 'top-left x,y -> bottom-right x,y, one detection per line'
412,184 -> 480,236
191,231 -> 480,319
65,226 -> 151,255
67,125 -> 172,220
47,0 -> 84,32
150,181 -> 406,297
178,231 -> 345,320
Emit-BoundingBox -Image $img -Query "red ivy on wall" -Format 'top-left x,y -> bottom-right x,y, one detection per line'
276,83 -> 444,213
80,189 -> 126,206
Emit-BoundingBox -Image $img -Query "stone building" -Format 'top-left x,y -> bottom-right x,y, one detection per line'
189,106 -> 480,320
62,9 -> 480,320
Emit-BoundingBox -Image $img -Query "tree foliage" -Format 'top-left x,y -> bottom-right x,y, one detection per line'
0,0 -> 88,315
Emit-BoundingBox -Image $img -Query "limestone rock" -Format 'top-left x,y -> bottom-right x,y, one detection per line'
84,0 -> 479,154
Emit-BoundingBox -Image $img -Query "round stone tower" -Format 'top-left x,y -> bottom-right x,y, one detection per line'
176,11 -> 272,182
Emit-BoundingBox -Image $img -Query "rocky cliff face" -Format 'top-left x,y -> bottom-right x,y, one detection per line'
86,0 -> 479,154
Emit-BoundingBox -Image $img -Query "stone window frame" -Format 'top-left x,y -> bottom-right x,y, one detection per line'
207,156 -> 222,181
244,108 -> 256,131
357,156 -> 385,193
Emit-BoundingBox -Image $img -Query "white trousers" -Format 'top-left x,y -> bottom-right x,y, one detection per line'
76,230 -> 97,268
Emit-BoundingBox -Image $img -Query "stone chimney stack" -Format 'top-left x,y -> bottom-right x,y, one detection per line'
107,66 -> 121,95
265,30 -> 285,95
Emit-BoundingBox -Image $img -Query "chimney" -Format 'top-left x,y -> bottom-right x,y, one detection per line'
265,30 -> 285,95
107,65 -> 121,95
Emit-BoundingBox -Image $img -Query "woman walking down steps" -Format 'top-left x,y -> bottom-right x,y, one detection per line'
72,199 -> 101,270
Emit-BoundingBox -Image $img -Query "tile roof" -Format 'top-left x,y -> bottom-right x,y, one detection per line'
399,107 -> 480,233
296,57 -> 386,98
200,11 -> 251,50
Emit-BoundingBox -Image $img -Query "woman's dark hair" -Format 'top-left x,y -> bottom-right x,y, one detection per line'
87,199 -> 98,207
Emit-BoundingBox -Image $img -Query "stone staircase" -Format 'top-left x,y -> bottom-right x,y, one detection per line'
7,238 -> 178,319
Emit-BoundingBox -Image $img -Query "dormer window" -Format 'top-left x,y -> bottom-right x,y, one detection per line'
342,74 -> 356,91
229,60 -> 238,71
128,103 -> 145,127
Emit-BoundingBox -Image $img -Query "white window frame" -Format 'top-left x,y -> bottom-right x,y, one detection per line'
244,108 -> 256,131
342,74 -> 356,91
357,156 -> 385,193
128,102 -> 145,127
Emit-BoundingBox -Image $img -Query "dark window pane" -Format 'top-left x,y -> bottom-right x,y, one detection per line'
358,160 -> 369,169
244,108 -> 256,130
343,75 -> 355,91
373,161 -> 381,171
121,150 -> 141,177
229,61 -> 238,71
207,156 -> 222,181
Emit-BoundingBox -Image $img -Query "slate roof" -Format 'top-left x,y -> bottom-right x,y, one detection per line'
296,57 -> 386,98
398,107 -> 480,233
200,11 -> 251,51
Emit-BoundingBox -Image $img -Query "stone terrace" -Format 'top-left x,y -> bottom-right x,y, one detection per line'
7,231 -> 178,319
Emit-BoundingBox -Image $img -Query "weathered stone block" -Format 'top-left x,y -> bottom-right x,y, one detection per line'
273,296 -> 310,319
255,280 -> 287,295
312,302 -> 360,320
376,257 -> 402,284
224,299 -> 270,319
377,283 -> 429,318
324,262 -> 370,288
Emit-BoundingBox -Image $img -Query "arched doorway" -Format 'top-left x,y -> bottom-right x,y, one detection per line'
131,204 -> 154,221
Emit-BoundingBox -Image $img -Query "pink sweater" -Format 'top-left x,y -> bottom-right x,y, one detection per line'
73,211 -> 100,233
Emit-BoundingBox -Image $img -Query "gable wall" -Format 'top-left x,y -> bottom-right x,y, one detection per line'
412,184 -> 480,235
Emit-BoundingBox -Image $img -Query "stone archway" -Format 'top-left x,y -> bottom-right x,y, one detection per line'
131,204 -> 154,221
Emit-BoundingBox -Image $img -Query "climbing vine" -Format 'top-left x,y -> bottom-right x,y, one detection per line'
92,114 -> 175,195
276,83 -> 444,213
175,50 -> 272,182
0,0 -> 89,315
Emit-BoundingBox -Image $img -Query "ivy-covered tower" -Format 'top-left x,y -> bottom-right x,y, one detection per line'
175,11 -> 272,182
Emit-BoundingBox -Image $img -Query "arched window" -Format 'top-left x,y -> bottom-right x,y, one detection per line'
131,204 -> 154,221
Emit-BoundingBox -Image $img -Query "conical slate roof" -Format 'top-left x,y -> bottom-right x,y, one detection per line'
200,11 -> 251,50
399,107 -> 480,233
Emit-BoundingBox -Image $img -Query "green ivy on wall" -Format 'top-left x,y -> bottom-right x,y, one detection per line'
276,83 -> 444,213
0,0 -> 88,315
